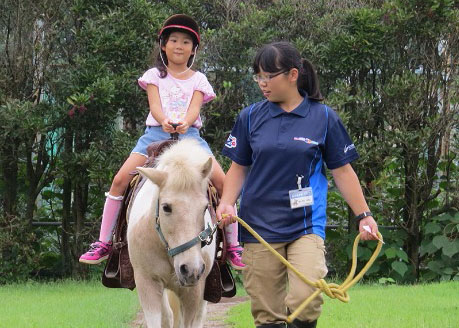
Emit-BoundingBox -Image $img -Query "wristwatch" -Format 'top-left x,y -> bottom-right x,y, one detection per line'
354,211 -> 373,224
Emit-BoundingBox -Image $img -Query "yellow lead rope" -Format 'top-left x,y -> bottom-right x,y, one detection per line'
223,214 -> 383,323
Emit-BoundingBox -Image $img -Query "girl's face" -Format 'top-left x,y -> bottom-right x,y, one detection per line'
255,67 -> 298,103
161,31 -> 195,66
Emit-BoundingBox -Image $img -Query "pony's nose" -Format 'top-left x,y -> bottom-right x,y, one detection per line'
180,264 -> 189,276
199,263 -> 205,276
177,262 -> 206,285
195,263 -> 205,280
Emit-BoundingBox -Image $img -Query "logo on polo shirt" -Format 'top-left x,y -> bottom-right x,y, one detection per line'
293,137 -> 319,145
225,134 -> 237,148
344,144 -> 355,154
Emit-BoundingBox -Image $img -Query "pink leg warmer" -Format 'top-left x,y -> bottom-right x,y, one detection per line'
98,194 -> 123,243
225,205 -> 240,247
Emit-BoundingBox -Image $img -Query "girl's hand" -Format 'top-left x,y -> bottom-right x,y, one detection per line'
359,216 -> 379,241
161,119 -> 175,133
176,121 -> 190,134
216,203 -> 237,229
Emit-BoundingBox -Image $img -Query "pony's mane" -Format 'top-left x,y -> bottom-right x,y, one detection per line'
156,139 -> 211,191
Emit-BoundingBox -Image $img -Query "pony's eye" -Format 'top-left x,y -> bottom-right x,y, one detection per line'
162,203 -> 172,214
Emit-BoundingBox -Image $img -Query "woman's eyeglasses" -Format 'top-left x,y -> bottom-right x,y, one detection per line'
252,70 -> 288,83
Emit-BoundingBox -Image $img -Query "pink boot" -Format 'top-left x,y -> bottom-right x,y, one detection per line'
79,194 -> 121,265
227,245 -> 245,270
79,241 -> 112,264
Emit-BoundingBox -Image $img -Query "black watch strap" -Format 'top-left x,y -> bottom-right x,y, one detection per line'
355,211 -> 373,223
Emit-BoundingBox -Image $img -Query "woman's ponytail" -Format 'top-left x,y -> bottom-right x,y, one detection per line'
299,58 -> 323,101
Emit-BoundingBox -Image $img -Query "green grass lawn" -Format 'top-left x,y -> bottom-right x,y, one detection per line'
226,281 -> 459,328
0,280 -> 139,328
3,279 -> 458,328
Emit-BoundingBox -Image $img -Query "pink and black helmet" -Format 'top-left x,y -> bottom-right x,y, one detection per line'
158,14 -> 200,45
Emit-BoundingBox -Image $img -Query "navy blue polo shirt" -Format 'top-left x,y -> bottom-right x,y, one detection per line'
222,92 -> 359,243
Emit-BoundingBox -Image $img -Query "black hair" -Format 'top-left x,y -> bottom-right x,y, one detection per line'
252,41 -> 323,101
155,28 -> 199,78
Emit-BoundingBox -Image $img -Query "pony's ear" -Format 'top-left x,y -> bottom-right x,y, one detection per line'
137,167 -> 168,188
201,157 -> 213,179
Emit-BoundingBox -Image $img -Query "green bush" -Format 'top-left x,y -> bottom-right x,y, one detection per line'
0,216 -> 40,284
421,211 -> 459,281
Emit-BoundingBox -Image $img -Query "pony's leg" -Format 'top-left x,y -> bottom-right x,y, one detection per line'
178,283 -> 207,328
161,290 -> 176,328
135,274 -> 164,328
193,299 -> 207,328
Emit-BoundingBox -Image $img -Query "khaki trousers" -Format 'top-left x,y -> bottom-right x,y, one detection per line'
242,234 -> 328,326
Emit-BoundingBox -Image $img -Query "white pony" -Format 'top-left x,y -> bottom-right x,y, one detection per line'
127,139 -> 216,328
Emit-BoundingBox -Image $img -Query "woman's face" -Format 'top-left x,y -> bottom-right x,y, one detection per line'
254,67 -> 296,103
162,31 -> 195,66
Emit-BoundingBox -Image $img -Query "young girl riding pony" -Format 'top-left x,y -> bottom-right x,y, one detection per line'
79,14 -> 244,270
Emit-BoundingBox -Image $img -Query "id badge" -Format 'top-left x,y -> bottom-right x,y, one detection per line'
289,187 -> 314,209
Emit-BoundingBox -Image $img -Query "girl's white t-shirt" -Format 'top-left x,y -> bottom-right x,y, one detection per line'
138,67 -> 216,128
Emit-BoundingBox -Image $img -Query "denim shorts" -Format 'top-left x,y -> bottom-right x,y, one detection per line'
131,126 -> 213,157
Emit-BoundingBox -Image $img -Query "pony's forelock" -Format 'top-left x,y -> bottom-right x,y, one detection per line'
156,139 -> 211,191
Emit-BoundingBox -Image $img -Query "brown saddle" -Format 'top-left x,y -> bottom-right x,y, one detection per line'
102,140 -> 236,302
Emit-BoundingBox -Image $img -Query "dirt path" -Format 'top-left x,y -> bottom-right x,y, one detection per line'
204,296 -> 248,328
131,296 -> 249,328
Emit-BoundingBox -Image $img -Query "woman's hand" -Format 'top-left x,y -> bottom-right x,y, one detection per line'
176,121 -> 190,134
161,119 -> 175,133
216,203 -> 237,229
359,216 -> 379,241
